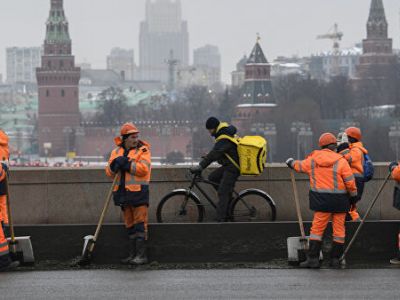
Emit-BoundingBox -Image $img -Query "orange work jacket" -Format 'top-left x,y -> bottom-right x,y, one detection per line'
106,140 -> 151,207
293,148 -> 357,212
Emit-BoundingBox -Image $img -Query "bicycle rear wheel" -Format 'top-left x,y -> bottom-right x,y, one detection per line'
229,189 -> 276,222
156,190 -> 204,223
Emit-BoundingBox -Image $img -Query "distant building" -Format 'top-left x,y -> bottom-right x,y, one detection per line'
36,0 -> 81,156
232,38 -> 277,160
309,46 -> 361,81
193,45 -> 221,87
107,48 -> 135,81
139,0 -> 189,82
271,56 -> 309,78
231,55 -> 247,87
6,47 -> 42,84
77,62 -> 92,70
351,0 -> 398,107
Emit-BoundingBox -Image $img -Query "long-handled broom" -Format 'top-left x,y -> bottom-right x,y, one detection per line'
340,172 -> 391,263
72,175 -> 119,266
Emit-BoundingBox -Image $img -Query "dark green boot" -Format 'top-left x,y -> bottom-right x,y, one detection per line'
330,242 -> 344,268
121,238 -> 136,265
130,239 -> 148,265
300,240 -> 321,269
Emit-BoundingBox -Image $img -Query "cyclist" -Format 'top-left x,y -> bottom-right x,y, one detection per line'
190,117 -> 240,222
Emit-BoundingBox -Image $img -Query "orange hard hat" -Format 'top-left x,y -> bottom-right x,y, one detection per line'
120,122 -> 139,136
345,127 -> 361,141
319,133 -> 337,148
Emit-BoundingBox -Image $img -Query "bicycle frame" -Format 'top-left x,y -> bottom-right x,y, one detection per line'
186,173 -> 240,210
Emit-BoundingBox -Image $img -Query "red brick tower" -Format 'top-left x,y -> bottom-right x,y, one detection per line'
233,36 -> 276,134
352,0 -> 398,107
36,0 -> 81,156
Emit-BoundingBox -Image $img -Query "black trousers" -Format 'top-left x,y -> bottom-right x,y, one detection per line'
208,165 -> 240,221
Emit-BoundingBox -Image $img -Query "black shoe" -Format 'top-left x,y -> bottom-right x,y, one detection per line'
390,251 -> 400,265
130,239 -> 148,265
299,256 -> 320,268
121,238 -> 136,265
0,260 -> 19,272
299,240 -> 321,269
330,242 -> 344,269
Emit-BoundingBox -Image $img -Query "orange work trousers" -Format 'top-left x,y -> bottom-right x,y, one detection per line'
310,211 -> 346,244
123,205 -> 148,239
0,195 -> 8,225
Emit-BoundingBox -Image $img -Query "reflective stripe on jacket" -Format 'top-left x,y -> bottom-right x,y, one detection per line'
293,148 -> 357,212
105,141 -> 151,207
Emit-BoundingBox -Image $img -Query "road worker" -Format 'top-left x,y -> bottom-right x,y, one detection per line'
337,127 -> 369,221
190,117 -> 240,222
0,162 -> 19,271
106,123 -> 151,265
0,130 -> 9,234
388,161 -> 400,265
286,133 -> 357,268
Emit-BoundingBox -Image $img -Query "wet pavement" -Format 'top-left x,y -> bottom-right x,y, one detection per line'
0,268 -> 398,299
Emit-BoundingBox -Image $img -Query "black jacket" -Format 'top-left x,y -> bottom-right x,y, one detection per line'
199,123 -> 240,170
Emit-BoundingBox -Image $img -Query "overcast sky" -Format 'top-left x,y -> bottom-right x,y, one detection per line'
0,0 -> 399,83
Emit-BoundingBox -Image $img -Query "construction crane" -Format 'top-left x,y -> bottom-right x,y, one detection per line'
317,23 -> 344,77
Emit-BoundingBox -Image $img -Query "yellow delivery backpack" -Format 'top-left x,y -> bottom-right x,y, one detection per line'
215,134 -> 268,176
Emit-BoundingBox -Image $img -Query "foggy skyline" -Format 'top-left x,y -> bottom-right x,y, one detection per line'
0,0 -> 399,83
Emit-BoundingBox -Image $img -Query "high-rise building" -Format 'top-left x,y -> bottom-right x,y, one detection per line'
6,47 -> 42,84
107,48 -> 135,81
193,45 -> 221,87
36,0 -> 81,156
139,0 -> 189,82
352,0 -> 398,107
231,55 -> 247,87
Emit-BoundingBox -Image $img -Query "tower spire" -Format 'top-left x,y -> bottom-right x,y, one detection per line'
367,0 -> 388,39
368,0 -> 387,23
51,0 -> 63,9
46,0 -> 70,44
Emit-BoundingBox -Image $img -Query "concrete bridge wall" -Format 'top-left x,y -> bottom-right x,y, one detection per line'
8,164 -> 400,225
14,222 -> 399,265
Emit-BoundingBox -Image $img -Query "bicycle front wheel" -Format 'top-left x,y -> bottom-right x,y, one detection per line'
229,189 -> 277,222
156,190 -> 204,223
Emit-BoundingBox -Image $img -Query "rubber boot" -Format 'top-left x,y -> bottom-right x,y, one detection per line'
130,239 -> 148,265
0,255 -> 19,272
299,240 -> 321,269
389,250 -> 400,265
120,238 -> 136,265
330,242 -> 344,268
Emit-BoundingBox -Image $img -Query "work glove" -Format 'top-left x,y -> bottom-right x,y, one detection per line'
389,161 -> 399,172
110,156 -> 129,173
190,165 -> 203,175
336,132 -> 349,152
285,158 -> 294,169
115,156 -> 131,172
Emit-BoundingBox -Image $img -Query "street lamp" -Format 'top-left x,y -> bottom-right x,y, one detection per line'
291,122 -> 313,159
62,127 -> 73,155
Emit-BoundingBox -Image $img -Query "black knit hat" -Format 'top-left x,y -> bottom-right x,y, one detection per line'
205,117 -> 220,130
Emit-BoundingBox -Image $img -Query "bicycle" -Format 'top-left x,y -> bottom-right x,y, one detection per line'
156,171 -> 277,223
